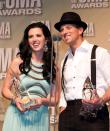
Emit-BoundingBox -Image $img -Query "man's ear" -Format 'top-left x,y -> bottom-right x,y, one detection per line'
79,27 -> 84,35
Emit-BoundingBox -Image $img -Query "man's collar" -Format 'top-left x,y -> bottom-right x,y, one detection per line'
67,39 -> 90,55
79,39 -> 90,51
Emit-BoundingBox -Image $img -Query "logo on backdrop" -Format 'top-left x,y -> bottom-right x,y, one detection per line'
31,20 -> 51,31
70,0 -> 109,9
0,48 -> 18,80
0,22 -> 11,39
0,20 -> 50,40
84,22 -> 95,36
0,0 -> 42,16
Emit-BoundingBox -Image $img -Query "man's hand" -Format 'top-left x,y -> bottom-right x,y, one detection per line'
59,107 -> 66,113
82,97 -> 104,111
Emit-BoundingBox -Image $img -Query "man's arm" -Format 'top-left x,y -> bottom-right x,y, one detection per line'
59,91 -> 67,113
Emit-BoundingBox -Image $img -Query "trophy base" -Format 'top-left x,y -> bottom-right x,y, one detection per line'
21,96 -> 36,109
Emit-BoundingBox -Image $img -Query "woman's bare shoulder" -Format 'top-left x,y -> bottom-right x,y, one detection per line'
8,56 -> 23,75
11,56 -> 23,66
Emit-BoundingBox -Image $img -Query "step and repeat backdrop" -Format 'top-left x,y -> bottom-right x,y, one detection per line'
0,0 -> 110,130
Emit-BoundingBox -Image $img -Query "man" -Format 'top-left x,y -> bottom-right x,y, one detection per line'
54,12 -> 110,131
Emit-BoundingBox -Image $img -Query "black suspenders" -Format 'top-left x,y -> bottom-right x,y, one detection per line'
61,55 -> 68,100
91,45 -> 98,87
61,45 -> 98,100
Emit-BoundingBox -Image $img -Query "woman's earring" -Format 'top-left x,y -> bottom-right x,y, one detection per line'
44,44 -> 48,52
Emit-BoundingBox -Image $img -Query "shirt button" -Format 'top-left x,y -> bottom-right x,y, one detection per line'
73,76 -> 75,79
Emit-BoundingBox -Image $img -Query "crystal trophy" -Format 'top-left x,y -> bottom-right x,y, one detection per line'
12,77 -> 36,109
82,76 -> 97,100
82,76 -> 100,111
79,76 -> 102,120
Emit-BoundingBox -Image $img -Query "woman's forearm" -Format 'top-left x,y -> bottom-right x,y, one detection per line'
2,88 -> 16,101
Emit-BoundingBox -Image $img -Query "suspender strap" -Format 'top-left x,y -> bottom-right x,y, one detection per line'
91,45 -> 98,88
61,55 -> 68,100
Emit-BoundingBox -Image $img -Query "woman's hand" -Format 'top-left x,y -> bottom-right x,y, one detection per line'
14,97 -> 27,112
28,98 -> 43,110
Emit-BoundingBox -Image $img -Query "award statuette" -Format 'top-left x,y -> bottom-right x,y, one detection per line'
79,76 -> 103,121
82,76 -> 97,100
12,77 -> 36,109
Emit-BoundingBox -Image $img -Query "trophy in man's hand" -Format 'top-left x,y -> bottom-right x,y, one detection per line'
12,77 -> 36,109
82,76 -> 97,100
79,76 -> 102,121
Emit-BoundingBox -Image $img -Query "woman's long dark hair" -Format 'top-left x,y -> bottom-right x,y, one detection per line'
18,22 -> 56,83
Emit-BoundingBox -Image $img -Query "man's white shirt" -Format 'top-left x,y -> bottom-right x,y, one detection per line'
59,40 -> 110,108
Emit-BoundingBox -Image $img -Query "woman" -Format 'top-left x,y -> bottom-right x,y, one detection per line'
2,22 -> 60,131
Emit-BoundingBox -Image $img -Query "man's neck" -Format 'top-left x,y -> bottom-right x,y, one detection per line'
70,37 -> 84,54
